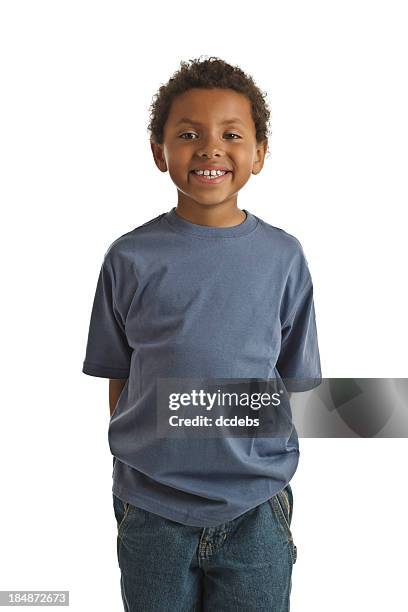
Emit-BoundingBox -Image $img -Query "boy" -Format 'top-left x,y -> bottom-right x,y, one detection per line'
82,56 -> 321,611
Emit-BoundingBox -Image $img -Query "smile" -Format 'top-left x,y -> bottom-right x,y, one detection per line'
190,171 -> 232,185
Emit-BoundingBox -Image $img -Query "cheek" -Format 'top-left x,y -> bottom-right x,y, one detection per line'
167,154 -> 189,175
166,166 -> 182,186
234,161 -> 254,178
233,149 -> 255,171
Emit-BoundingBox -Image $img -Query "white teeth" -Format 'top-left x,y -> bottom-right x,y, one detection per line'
193,169 -> 227,178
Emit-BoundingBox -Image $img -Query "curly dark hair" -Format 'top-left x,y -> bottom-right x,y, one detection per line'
148,56 -> 271,154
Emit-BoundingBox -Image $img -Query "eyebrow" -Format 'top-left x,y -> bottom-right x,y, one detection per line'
175,117 -> 246,127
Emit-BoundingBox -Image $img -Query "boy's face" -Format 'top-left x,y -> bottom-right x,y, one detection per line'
151,88 -> 268,211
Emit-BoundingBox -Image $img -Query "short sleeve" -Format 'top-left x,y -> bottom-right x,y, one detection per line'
276,250 -> 322,392
82,256 -> 132,379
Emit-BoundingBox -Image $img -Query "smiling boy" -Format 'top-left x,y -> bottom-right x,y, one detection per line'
153,85 -> 265,225
83,56 -> 321,612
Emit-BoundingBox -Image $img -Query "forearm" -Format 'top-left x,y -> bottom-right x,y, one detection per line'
109,378 -> 127,417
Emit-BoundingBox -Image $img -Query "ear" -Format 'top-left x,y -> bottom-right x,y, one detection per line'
252,139 -> 268,175
150,141 -> 168,172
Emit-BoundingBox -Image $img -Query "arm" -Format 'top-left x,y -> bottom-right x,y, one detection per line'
109,378 -> 127,417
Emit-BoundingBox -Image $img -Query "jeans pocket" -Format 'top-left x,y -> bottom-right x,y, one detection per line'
113,494 -> 131,537
270,486 -> 297,564
278,486 -> 292,526
113,494 -> 146,540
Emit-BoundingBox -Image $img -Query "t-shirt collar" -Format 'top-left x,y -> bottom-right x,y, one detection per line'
163,206 -> 258,238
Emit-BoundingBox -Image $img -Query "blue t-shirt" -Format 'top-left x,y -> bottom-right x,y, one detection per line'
82,207 -> 322,526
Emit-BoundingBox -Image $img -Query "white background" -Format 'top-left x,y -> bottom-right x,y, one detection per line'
1,1 -> 407,610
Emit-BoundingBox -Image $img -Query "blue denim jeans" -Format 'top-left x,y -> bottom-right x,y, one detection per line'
113,485 -> 297,612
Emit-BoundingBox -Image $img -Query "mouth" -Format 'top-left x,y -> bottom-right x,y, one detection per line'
189,170 -> 232,185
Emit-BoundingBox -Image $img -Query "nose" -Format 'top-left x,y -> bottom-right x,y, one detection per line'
197,148 -> 223,160
195,135 -> 225,159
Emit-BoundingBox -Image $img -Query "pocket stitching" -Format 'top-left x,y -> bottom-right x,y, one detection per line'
117,501 -> 131,539
271,495 -> 297,564
278,489 -> 291,520
275,494 -> 292,535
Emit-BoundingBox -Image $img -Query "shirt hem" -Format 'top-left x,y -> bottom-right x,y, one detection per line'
283,376 -> 322,392
112,480 -> 280,528
82,361 -> 129,379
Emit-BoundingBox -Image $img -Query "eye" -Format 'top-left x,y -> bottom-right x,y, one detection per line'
179,132 -> 198,140
178,131 -> 242,140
